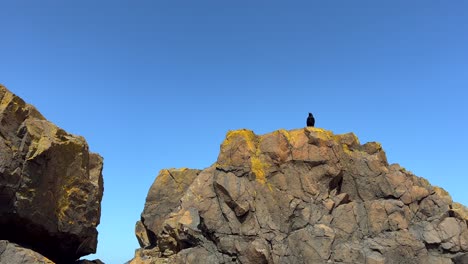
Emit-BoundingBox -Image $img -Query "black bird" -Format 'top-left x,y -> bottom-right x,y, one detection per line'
307,113 -> 315,127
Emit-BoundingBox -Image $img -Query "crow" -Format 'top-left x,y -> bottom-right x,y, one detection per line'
307,113 -> 315,127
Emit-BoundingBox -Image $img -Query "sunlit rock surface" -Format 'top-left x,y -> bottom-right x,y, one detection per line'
132,128 -> 467,264
0,85 -> 104,263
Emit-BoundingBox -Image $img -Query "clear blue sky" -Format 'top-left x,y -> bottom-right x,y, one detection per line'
1,1 -> 467,263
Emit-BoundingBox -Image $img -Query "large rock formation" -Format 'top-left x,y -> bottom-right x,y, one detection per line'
132,128 -> 468,263
0,85 -> 104,263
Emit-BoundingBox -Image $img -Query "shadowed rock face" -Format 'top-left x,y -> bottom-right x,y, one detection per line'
0,85 -> 104,263
132,128 -> 468,264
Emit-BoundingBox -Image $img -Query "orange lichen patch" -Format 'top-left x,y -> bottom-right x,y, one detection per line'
178,210 -> 194,226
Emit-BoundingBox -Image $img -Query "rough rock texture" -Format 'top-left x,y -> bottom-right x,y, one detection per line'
0,85 -> 104,263
0,240 -> 54,264
132,128 -> 468,264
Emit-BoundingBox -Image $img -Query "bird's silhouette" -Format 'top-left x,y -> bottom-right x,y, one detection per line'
307,113 -> 315,127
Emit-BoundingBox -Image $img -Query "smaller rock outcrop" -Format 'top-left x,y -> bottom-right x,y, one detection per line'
131,128 -> 468,264
0,240 -> 54,264
0,85 -> 104,263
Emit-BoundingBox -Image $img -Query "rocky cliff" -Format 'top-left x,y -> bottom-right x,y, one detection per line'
132,128 -> 468,264
0,85 -> 104,263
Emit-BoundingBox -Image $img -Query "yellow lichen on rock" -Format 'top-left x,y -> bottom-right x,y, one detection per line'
342,144 -> 353,155
278,129 -> 309,148
222,129 -> 257,152
57,185 -> 79,222
173,167 -> 189,172
251,156 -> 267,184
157,170 -> 171,183
0,90 -> 17,111
217,129 -> 257,168
156,168 -> 195,192
28,135 -> 53,160
158,170 -> 182,192
305,127 -> 336,141
277,129 -> 298,146
24,121 -> 55,159
219,129 -> 274,186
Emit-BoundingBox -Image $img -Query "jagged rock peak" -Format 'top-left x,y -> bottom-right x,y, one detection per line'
0,85 -> 104,263
131,128 -> 467,264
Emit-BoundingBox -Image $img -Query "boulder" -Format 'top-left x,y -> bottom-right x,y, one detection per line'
0,85 -> 104,263
132,128 -> 468,263
0,240 -> 54,264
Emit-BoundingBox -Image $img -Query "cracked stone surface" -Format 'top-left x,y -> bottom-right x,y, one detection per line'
0,85 -> 104,263
131,128 -> 468,264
